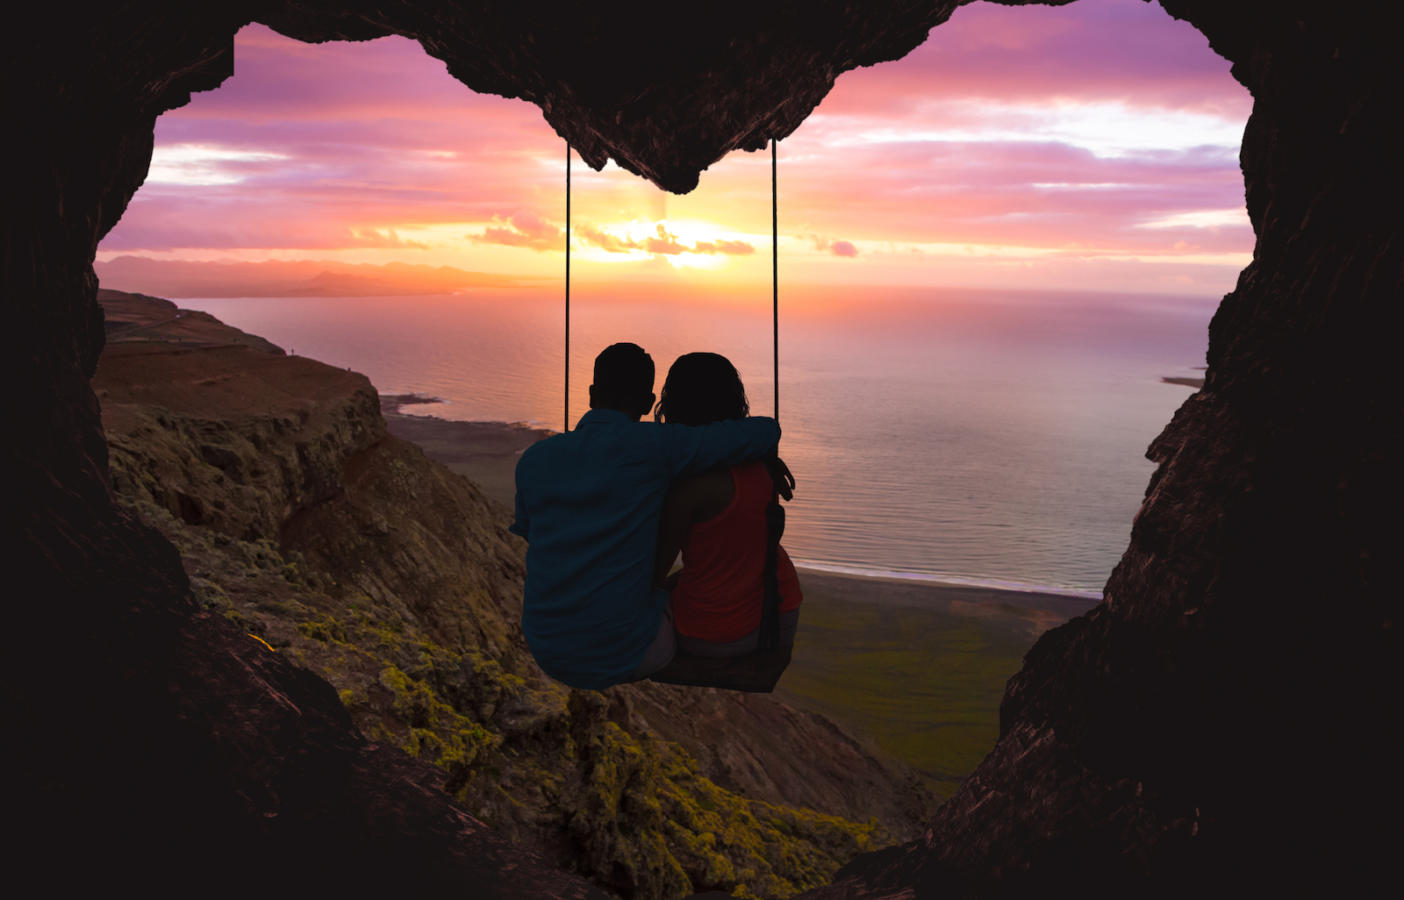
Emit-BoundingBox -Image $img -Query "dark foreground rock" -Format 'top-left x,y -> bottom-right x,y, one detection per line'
9,436 -> 607,896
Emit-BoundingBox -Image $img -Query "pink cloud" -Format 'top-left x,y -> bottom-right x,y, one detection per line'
98,209 -> 434,251
818,0 -> 1246,117
576,224 -> 639,254
642,224 -> 686,255
469,212 -> 564,251
350,228 -> 430,249
101,24 -> 566,254
94,255 -> 535,297
692,239 -> 755,256
776,138 -> 1249,253
572,224 -> 754,257
807,235 -> 861,258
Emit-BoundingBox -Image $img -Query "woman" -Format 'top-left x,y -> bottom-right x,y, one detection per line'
653,352 -> 802,657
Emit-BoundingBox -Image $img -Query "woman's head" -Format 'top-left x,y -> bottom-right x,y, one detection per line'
655,352 -> 750,425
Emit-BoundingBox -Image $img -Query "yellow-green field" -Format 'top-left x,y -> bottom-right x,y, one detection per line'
778,571 -> 1097,798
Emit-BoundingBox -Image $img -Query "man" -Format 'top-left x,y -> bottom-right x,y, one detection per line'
509,342 -> 780,690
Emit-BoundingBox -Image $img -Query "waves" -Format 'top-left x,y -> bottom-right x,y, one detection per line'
790,558 -> 1104,600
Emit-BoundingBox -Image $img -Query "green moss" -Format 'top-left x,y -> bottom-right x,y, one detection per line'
297,617 -> 348,644
553,711 -> 880,900
376,664 -> 501,768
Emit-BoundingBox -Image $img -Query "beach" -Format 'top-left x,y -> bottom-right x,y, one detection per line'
382,396 -> 1101,795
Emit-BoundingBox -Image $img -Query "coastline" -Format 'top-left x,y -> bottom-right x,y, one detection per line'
792,559 -> 1102,602
380,393 -> 554,510
383,396 -> 1105,603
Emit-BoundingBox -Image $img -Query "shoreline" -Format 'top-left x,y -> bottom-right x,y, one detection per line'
379,394 -> 555,508
792,559 -> 1102,601
381,392 -> 558,432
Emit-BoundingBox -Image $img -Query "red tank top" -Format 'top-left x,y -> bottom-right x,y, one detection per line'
671,460 -> 803,642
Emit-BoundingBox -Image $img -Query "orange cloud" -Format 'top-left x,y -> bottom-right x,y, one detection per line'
576,224 -> 638,253
642,223 -> 687,255
469,212 -> 563,251
575,223 -> 754,257
95,255 -> 541,297
347,227 -> 430,249
692,239 -> 755,256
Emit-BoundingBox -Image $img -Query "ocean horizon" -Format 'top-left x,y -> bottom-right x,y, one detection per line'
170,284 -> 1215,597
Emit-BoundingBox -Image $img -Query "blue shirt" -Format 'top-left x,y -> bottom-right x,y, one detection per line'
510,409 -> 780,689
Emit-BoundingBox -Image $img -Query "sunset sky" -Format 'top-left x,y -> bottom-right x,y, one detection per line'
96,0 -> 1255,298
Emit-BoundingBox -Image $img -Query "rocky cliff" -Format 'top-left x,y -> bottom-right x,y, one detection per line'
94,289 -> 932,899
6,1 -> 1400,896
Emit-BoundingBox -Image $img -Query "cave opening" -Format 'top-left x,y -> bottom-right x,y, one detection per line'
13,0 -> 1402,895
93,0 -> 1252,794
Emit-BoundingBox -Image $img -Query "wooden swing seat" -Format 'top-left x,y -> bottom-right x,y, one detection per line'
648,644 -> 792,693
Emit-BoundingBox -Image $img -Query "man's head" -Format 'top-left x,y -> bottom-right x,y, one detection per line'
589,342 -> 655,420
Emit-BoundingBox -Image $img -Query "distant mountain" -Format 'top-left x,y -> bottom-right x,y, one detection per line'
95,255 -> 544,297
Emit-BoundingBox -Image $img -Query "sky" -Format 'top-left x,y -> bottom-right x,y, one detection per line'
96,0 -> 1255,299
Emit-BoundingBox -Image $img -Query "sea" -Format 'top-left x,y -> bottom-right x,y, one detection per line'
178,285 -> 1216,598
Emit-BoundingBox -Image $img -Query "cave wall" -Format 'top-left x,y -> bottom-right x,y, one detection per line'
3,0 -> 1400,893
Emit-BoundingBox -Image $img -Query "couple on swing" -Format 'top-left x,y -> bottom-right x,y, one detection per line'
510,342 -> 802,690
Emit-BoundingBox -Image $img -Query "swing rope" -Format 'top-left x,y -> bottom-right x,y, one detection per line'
771,138 -> 779,423
564,142 -> 572,432
759,140 -> 783,652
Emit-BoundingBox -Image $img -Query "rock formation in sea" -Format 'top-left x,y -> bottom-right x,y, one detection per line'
5,1 -> 1399,896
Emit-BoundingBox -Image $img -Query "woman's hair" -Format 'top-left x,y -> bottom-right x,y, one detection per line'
655,352 -> 750,425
